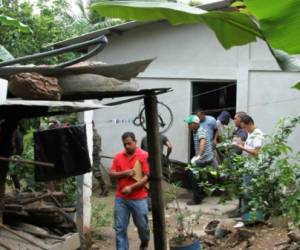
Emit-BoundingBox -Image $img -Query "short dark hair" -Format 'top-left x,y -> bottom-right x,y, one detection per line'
195,108 -> 205,114
241,115 -> 254,125
122,132 -> 136,141
235,111 -> 247,119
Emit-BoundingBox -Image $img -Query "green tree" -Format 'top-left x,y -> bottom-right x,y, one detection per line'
0,0 -> 78,64
90,0 -> 300,74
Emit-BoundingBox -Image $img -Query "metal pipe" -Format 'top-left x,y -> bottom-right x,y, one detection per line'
0,36 -> 108,68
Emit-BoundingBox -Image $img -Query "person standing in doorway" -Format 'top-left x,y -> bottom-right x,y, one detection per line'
232,111 -> 248,147
110,132 -> 150,250
196,108 -> 219,166
216,111 -> 236,142
195,109 -> 217,144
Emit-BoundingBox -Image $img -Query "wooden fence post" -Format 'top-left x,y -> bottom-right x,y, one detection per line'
144,94 -> 167,250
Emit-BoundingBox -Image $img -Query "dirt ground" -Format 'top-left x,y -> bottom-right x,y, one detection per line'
90,182 -> 290,250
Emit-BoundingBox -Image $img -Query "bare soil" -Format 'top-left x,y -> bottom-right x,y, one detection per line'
90,183 -> 291,250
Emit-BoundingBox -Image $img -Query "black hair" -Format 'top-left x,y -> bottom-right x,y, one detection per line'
122,131 -> 136,141
241,114 -> 254,125
235,111 -> 247,119
195,108 -> 205,114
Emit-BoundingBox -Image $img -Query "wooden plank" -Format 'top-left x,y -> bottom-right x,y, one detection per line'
0,228 -> 79,250
51,233 -> 80,250
0,224 -> 48,250
0,156 -> 55,168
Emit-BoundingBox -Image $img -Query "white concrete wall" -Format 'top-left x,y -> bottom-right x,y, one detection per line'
94,78 -> 191,167
93,22 -> 300,166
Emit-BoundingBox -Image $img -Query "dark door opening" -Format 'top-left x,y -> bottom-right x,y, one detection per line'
190,81 -> 237,158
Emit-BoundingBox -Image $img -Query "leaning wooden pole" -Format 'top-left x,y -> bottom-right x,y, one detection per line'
0,119 -> 19,224
144,94 -> 167,250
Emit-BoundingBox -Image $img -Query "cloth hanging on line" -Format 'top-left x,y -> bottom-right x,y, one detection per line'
34,124 -> 91,181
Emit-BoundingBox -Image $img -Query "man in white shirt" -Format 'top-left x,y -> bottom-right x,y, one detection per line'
235,115 -> 264,156
233,115 -> 264,227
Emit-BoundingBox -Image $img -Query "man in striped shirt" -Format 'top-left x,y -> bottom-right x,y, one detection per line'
185,115 -> 214,205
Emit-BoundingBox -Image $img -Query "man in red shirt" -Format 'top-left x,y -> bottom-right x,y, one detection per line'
110,132 -> 150,250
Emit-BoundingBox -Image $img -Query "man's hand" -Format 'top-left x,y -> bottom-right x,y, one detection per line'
121,185 -> 133,195
124,169 -> 135,177
191,155 -> 201,166
233,143 -> 244,150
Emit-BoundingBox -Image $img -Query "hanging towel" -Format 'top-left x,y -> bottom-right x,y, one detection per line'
34,124 -> 91,181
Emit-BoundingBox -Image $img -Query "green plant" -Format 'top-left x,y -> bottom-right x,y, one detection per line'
62,177 -> 78,205
242,116 -> 300,224
0,0 -> 126,65
165,161 -> 202,245
8,128 -> 37,189
189,116 -> 300,225
91,0 -> 300,72
91,202 -> 113,229
166,182 -> 201,246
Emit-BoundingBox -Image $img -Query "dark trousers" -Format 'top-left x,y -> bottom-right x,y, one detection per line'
189,170 -> 205,202
189,160 -> 213,203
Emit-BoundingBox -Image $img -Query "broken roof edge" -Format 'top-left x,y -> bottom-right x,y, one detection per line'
2,99 -> 106,109
50,0 -> 232,49
0,88 -> 171,119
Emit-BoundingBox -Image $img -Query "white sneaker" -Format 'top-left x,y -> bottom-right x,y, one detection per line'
233,221 -> 245,228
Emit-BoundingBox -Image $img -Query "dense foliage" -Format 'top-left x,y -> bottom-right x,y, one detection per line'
0,0 -> 122,64
190,116 -> 300,224
0,0 -> 75,64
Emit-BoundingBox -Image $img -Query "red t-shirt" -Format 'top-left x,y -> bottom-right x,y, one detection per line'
111,148 -> 150,199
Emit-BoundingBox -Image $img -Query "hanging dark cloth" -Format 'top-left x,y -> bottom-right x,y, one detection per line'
34,124 -> 91,181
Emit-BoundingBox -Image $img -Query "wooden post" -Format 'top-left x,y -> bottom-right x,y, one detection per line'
0,119 -> 19,223
0,78 -> 8,104
77,106 -> 94,249
144,94 -> 167,250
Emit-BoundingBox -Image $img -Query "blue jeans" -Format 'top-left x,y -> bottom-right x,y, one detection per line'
114,197 -> 150,250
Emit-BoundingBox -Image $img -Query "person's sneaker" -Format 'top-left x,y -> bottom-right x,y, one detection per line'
140,241 -> 149,250
186,200 -> 202,205
233,221 -> 245,228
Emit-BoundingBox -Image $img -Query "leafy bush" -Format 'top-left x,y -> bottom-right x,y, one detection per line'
91,202 -> 113,229
189,116 -> 300,224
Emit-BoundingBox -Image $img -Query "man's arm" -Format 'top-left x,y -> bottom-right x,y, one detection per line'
109,169 -> 135,180
198,138 -> 206,157
213,130 -> 218,145
164,140 -> 172,159
237,145 -> 261,156
121,175 -> 149,195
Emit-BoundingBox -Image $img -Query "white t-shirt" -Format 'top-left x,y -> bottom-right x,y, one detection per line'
243,128 -> 264,156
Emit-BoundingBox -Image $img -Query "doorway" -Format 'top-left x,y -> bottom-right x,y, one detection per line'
190,81 -> 237,158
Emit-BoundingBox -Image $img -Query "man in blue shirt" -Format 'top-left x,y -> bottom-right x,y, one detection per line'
195,109 -> 217,144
